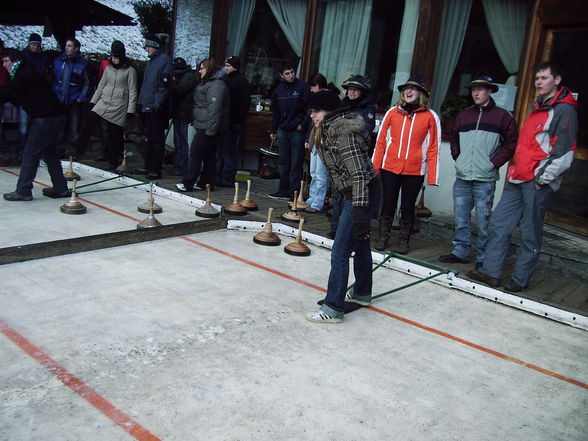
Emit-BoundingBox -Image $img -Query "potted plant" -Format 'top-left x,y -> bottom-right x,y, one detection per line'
440,94 -> 468,132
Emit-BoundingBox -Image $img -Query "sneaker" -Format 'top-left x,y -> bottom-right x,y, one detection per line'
439,253 -> 469,264
175,183 -> 192,192
3,191 -> 33,201
42,187 -> 72,198
194,184 -> 205,191
268,192 -> 290,201
260,146 -> 280,157
345,292 -> 371,306
305,310 -> 342,323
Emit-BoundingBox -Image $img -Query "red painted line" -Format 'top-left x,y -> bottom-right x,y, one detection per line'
0,319 -> 163,441
184,237 -> 588,390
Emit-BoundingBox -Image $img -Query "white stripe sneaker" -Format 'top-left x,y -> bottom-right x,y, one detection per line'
345,292 -> 371,306
305,310 -> 342,323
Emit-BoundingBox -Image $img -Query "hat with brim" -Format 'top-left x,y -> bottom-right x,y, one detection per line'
308,90 -> 341,111
398,74 -> 430,97
467,72 -> 499,93
342,75 -> 370,92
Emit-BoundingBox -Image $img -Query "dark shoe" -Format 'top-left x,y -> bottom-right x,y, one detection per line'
466,269 -> 501,288
95,154 -> 108,162
475,262 -> 483,270
42,187 -> 72,198
305,207 -> 320,214
375,215 -> 393,251
146,171 -> 161,180
268,192 -> 289,201
133,168 -> 150,175
327,232 -> 336,240
503,280 -> 526,293
393,221 -> 412,254
3,191 -> 33,201
439,253 -> 469,264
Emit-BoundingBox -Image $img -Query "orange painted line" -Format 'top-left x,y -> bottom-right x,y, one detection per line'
184,237 -> 588,390
0,319 -> 163,441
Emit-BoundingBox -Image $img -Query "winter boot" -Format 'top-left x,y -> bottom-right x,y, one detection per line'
394,220 -> 413,254
375,215 -> 393,251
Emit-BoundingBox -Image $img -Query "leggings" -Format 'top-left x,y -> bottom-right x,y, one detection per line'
380,169 -> 424,222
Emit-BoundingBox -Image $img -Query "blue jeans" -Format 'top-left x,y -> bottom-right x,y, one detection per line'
173,119 -> 189,175
16,114 -> 68,197
451,179 -> 496,262
320,183 -> 382,319
277,128 -> 305,196
58,102 -> 83,156
217,124 -> 241,185
480,181 -> 553,287
306,146 -> 328,211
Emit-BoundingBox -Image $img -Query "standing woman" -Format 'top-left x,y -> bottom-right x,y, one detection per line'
76,41 -> 137,170
305,90 -> 381,324
372,75 -> 440,254
177,58 -> 229,192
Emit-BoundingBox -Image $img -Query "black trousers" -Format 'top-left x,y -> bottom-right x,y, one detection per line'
380,169 -> 425,222
143,111 -> 168,173
77,111 -> 124,167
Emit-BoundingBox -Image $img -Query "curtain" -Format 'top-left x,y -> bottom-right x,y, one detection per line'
226,0 -> 256,57
482,0 -> 530,86
391,0 -> 421,105
430,0 -> 473,111
267,0 -> 307,58
318,0 -> 373,92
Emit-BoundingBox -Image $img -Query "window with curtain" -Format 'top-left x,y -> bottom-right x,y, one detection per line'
433,0 -> 532,125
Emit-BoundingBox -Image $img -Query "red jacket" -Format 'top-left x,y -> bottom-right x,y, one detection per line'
507,86 -> 578,191
372,105 -> 441,185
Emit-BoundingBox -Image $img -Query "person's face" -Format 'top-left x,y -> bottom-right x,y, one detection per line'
535,68 -> 561,100
280,69 -> 295,83
111,56 -> 120,65
65,40 -> 77,57
471,86 -> 492,106
310,109 -> 328,127
310,84 -> 321,93
2,57 -> 13,72
224,63 -> 236,74
28,43 -> 41,53
199,64 -> 207,77
145,46 -> 157,56
347,87 -> 363,100
403,86 -> 421,104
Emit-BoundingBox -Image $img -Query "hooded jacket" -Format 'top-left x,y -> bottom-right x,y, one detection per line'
450,97 -> 517,181
138,49 -> 172,112
506,86 -> 578,191
341,95 -> 376,135
372,105 -> 441,185
91,62 -> 137,127
53,51 -> 91,105
192,75 -> 230,136
315,109 -> 377,208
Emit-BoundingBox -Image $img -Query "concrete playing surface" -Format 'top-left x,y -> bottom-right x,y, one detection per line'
1,164 -> 587,441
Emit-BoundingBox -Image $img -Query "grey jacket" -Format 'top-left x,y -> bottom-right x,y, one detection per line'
192,76 -> 230,136
138,50 -> 172,112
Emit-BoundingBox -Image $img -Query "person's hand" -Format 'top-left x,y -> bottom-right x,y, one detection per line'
296,124 -> 304,131
352,207 -> 370,240
270,133 -> 277,141
535,182 -> 542,191
305,142 -> 310,149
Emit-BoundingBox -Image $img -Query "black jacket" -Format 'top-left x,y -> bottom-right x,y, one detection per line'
0,61 -> 64,118
224,70 -> 251,126
172,68 -> 199,122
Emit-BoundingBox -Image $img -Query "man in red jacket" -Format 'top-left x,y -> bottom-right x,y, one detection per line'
468,62 -> 578,292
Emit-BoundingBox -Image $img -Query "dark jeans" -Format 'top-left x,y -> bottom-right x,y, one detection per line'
77,111 -> 124,167
183,129 -> 219,189
172,119 -> 189,175
320,182 -> 382,318
217,124 -> 241,185
16,114 -> 68,197
380,170 -> 425,222
277,128 -> 305,196
58,101 -> 83,157
143,111 -> 168,173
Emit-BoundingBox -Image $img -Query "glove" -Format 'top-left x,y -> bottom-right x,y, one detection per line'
352,206 -> 370,240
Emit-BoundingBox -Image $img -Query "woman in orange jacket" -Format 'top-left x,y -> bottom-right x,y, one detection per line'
372,75 -> 440,253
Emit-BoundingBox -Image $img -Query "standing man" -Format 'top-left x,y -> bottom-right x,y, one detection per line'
137,36 -> 172,181
217,56 -> 250,187
439,73 -> 517,269
269,61 -> 309,200
53,38 -> 91,158
468,62 -> 578,292
1,49 -> 69,201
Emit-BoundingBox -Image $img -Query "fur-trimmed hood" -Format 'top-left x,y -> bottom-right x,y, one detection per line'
323,108 -> 367,138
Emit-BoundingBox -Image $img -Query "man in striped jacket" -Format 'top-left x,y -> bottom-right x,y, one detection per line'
468,62 -> 578,292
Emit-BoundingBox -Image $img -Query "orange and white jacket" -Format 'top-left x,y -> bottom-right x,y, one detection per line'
372,106 -> 441,185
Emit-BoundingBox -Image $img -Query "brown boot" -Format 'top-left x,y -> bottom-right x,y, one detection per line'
375,215 -> 393,251
394,220 -> 412,254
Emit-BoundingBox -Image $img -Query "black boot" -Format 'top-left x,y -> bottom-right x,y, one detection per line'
394,220 -> 412,254
375,215 -> 393,251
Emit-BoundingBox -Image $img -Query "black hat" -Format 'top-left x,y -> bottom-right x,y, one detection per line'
342,74 -> 370,92
468,72 -> 499,93
144,36 -> 160,49
225,56 -> 241,70
398,74 -> 430,97
110,40 -> 126,58
28,33 -> 42,45
308,90 -> 341,111
173,57 -> 187,70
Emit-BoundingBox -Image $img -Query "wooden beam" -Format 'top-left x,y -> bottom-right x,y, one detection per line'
209,0 -> 230,62
300,0 -> 318,81
411,0 -> 444,89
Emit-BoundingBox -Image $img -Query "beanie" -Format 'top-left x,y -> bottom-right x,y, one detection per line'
110,40 -> 126,58
225,56 -> 241,70
172,57 -> 187,70
28,33 -> 42,45
308,90 -> 341,111
144,36 -> 160,49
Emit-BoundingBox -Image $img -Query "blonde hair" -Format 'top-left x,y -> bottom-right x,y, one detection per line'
398,90 -> 430,109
